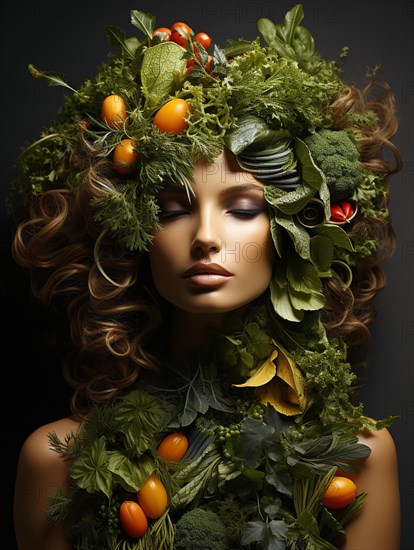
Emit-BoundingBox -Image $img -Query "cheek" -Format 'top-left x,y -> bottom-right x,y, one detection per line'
229,221 -> 275,291
148,227 -> 189,300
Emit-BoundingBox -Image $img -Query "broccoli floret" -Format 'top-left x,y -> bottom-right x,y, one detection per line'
173,508 -> 231,550
303,129 -> 362,200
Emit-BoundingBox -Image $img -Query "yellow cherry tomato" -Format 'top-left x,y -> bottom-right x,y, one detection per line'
137,474 -> 168,519
101,94 -> 128,129
113,138 -> 138,174
153,98 -> 190,134
322,476 -> 357,509
157,432 -> 189,462
119,500 -> 148,538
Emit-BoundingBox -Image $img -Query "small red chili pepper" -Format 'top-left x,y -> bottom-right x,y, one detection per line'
330,201 -> 355,222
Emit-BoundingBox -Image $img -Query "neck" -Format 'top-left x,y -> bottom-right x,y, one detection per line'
168,309 -> 227,360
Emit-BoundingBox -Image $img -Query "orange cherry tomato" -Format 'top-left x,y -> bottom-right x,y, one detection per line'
322,476 -> 357,509
119,500 -> 148,538
101,94 -> 128,129
157,432 -> 189,462
170,21 -> 192,46
113,138 -> 138,174
195,32 -> 212,50
153,98 -> 190,134
152,27 -> 171,41
137,474 -> 168,519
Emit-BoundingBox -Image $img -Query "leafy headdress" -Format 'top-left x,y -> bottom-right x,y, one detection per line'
9,4 -> 387,334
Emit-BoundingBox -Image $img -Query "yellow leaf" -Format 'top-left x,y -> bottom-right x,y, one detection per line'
233,350 -> 278,388
255,380 -> 302,416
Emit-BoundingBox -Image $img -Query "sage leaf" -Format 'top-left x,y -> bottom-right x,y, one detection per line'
141,42 -> 186,103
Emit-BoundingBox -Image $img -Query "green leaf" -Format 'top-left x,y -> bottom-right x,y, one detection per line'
130,9 -> 156,39
294,137 -> 325,190
268,519 -> 289,540
283,4 -> 304,45
141,42 -> 186,103
270,214 -> 283,257
107,451 -> 154,492
238,417 -> 276,468
310,235 -> 334,272
116,389 -> 168,452
70,437 -> 112,498
106,26 -> 136,59
270,269 -> 304,322
262,498 -> 282,518
289,286 -> 326,312
276,214 -> 310,259
28,64 -> 77,93
241,520 -> 267,545
257,17 -> 277,45
225,115 -> 272,155
264,182 -> 315,215
265,471 -> 292,497
224,38 -> 255,58
312,224 -> 354,251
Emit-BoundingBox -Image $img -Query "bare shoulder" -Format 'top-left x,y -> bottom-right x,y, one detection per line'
16,417 -> 80,483
19,417 -> 80,465
357,426 -> 398,460
339,427 -> 400,550
14,417 -> 80,550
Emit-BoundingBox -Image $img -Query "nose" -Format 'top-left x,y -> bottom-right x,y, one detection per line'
190,205 -> 221,257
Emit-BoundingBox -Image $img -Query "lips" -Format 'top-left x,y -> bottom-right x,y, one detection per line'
182,263 -> 234,287
182,263 -> 233,278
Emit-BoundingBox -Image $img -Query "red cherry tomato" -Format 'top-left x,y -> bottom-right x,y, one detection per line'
119,500 -> 148,538
205,55 -> 214,73
330,201 -> 355,223
170,21 -> 192,47
101,94 -> 128,129
153,98 -> 190,134
195,32 -> 212,50
152,27 -> 171,41
322,476 -> 357,509
137,474 -> 168,519
113,138 -> 138,174
157,432 -> 189,461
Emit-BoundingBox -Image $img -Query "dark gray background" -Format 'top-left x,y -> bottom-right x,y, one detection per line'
1,1 -> 412,548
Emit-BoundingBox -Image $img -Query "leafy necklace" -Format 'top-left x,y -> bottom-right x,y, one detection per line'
45,304 -> 394,549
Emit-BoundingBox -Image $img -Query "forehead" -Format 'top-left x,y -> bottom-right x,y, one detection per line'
162,150 -> 265,198
194,149 -> 261,186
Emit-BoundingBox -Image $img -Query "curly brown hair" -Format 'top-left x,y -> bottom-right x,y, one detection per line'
11,76 -> 402,419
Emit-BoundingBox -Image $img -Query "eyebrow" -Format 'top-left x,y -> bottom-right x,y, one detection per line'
160,183 -> 264,195
220,183 -> 264,195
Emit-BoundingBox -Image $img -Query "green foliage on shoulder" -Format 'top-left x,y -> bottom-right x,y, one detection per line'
291,339 -> 397,431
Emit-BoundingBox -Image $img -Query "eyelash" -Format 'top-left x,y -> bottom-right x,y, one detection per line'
228,209 -> 264,218
159,208 -> 264,220
159,209 -> 189,220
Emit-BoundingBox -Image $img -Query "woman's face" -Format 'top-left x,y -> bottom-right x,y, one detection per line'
148,150 -> 274,314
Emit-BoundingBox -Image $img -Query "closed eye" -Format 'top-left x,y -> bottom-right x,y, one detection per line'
159,209 -> 190,220
227,208 -> 264,218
